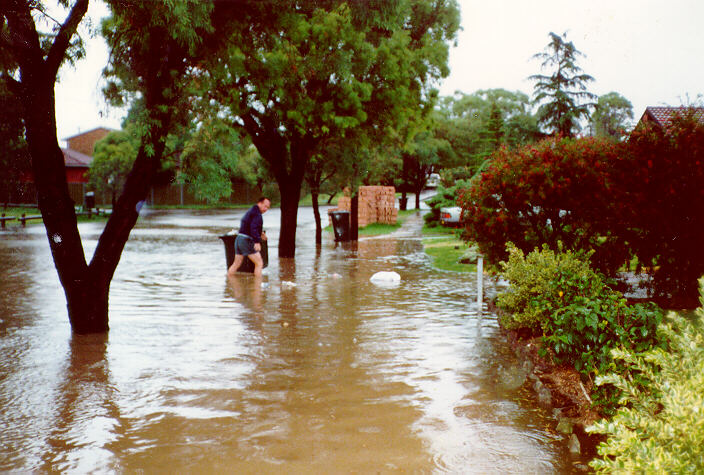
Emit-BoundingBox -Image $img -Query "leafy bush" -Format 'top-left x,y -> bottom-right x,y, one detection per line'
588,281 -> 704,472
496,244 -> 603,331
497,245 -> 663,379
543,294 -> 662,376
461,111 -> 704,308
458,136 -> 630,276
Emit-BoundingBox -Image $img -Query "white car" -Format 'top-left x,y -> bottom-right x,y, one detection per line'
425,173 -> 440,188
440,206 -> 462,226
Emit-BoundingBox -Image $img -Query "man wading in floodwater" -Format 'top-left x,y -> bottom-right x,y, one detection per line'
228,197 -> 271,277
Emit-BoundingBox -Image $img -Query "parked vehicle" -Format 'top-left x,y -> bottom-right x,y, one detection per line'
425,173 -> 440,188
440,206 -> 462,226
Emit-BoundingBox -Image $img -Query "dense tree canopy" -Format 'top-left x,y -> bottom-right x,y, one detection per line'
199,0 -> 460,257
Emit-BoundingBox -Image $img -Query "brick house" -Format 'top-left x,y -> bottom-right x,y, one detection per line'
65,127 -> 112,157
14,127 -> 111,204
62,127 -> 112,204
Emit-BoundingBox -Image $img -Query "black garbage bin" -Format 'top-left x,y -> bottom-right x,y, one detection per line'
330,210 -> 350,242
84,191 -> 95,210
219,233 -> 268,272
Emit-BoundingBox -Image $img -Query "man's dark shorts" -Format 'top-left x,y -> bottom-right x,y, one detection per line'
235,234 -> 256,256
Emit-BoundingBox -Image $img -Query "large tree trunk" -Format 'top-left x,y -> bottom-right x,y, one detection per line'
23,82 -> 170,333
24,88 -> 109,332
278,179 -> 302,258
9,0 -> 179,333
8,0 -> 108,333
246,124 -> 310,258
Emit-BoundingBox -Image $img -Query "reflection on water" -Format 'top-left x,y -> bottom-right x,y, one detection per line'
0,208 -> 582,473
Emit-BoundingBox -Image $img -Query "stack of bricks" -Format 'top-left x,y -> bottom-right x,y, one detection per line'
328,186 -> 398,227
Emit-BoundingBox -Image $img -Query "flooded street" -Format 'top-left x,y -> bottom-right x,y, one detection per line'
1,207 -> 580,473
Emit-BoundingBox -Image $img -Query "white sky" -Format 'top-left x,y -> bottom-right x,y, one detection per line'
54,0 -> 704,144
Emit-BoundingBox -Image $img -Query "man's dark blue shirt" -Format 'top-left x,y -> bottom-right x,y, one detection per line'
239,205 -> 263,243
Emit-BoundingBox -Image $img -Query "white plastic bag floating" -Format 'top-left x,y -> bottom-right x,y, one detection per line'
370,271 -> 401,287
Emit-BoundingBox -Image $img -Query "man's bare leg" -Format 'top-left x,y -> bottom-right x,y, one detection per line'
228,254 -> 245,277
248,252 -> 264,277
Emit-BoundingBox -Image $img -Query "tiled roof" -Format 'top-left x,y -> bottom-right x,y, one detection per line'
643,106 -> 704,128
62,148 -> 93,168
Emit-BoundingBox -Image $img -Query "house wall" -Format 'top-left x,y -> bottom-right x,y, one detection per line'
65,168 -> 89,184
66,128 -> 111,156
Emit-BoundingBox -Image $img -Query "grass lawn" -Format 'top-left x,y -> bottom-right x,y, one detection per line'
422,235 -> 476,273
1,207 -> 40,218
421,223 -> 476,273
1,206 -> 109,227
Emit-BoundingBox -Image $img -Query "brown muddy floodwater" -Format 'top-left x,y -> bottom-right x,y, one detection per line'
1,207 -> 584,473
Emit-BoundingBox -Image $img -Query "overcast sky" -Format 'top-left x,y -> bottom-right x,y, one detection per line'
55,0 -> 704,144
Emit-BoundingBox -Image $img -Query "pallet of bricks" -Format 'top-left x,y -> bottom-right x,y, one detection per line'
328,186 -> 398,227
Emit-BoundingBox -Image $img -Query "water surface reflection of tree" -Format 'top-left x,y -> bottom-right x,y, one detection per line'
43,334 -> 123,473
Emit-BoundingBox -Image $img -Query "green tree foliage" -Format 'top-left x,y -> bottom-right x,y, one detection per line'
483,102 -> 504,153
529,32 -> 596,137
88,128 -> 139,206
436,89 -> 541,170
458,136 -> 629,275
201,0 -> 460,257
178,118 -> 247,204
591,91 -> 634,140
588,282 -> 704,472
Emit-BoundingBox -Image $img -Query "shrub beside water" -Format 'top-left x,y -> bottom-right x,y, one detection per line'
496,244 -> 662,382
587,290 -> 704,472
497,244 -> 704,469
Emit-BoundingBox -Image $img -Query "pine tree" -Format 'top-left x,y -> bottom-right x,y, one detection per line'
529,32 -> 596,137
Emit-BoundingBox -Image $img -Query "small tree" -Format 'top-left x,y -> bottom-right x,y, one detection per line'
178,117 -> 247,204
529,32 -> 596,137
401,130 -> 449,209
88,128 -> 139,207
591,92 -> 634,140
